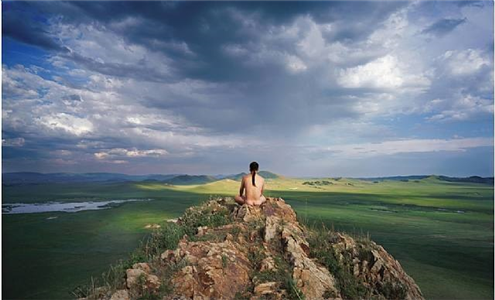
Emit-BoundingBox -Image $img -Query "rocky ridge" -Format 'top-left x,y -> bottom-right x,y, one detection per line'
82,197 -> 424,300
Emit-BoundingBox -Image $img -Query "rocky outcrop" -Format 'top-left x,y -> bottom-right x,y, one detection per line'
327,232 -> 423,300
83,197 -> 424,300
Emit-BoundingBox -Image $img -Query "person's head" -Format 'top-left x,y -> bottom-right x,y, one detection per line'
249,161 -> 259,186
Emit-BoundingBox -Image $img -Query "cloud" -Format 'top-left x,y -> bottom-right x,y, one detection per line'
3,10 -> 66,51
440,48 -> 490,76
1,1 -> 493,176
2,137 -> 25,147
338,55 -> 404,89
94,148 -> 169,160
313,137 -> 494,158
426,94 -> 493,122
337,55 -> 431,91
422,18 -> 467,37
37,113 -> 94,136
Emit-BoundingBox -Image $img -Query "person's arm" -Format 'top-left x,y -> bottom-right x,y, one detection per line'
261,180 -> 265,196
239,179 -> 245,196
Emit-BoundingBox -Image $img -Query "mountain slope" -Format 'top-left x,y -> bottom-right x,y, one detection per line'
78,197 -> 424,300
226,171 -> 281,181
163,175 -> 217,185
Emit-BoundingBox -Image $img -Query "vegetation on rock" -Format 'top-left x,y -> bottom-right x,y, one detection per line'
75,197 -> 424,300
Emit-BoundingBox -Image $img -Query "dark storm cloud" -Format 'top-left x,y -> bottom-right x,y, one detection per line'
3,6 -> 66,52
4,1 -> 406,82
421,18 -> 467,37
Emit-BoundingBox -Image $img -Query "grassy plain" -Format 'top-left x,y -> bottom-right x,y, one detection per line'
2,176 -> 493,299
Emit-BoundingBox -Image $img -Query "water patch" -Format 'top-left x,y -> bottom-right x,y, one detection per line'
2,199 -> 153,214
436,208 -> 467,214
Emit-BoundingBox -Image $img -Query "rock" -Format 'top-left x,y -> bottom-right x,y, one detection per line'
126,265 -> 161,297
197,226 -> 208,236
281,224 -> 340,299
109,290 -> 129,300
132,262 -> 152,273
170,239 -> 251,299
254,282 -> 278,295
329,233 -> 424,300
260,256 -> 277,272
146,274 -> 161,291
126,268 -> 146,289
86,197 -> 424,300
225,233 -> 234,241
264,216 -> 281,242
161,249 -> 175,262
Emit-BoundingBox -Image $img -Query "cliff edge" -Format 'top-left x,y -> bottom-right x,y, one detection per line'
79,197 -> 424,300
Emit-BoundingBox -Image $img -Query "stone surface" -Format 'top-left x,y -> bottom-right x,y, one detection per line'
109,290 -> 130,300
329,232 -> 424,300
254,281 -> 278,295
125,263 -> 161,298
166,239 -> 251,299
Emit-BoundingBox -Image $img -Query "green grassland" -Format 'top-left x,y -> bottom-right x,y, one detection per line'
2,176 -> 493,299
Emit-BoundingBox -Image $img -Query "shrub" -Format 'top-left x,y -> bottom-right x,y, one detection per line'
378,281 -> 408,300
305,224 -> 370,300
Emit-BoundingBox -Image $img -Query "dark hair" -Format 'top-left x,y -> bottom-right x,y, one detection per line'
249,161 -> 259,186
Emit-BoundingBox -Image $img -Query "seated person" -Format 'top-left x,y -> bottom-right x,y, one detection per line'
235,161 -> 266,206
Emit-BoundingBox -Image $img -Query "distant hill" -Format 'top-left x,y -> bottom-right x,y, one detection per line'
2,172 -> 136,185
163,175 -> 217,185
436,175 -> 494,185
1,172 -> 179,186
3,172 -> 491,186
225,171 -> 281,181
258,171 -> 281,179
357,175 -> 429,182
356,175 -> 493,185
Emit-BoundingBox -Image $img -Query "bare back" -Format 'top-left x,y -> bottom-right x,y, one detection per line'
242,173 -> 265,202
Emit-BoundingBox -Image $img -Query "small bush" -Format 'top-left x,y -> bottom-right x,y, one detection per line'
250,253 -> 304,300
248,248 -> 266,270
180,204 -> 232,231
222,254 -> 229,268
306,225 -> 370,300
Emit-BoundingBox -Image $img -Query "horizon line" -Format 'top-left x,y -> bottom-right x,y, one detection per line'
1,171 -> 493,179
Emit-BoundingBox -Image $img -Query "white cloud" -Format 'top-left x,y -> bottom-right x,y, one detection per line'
338,55 -> 404,89
426,94 -> 493,122
441,49 -> 490,76
38,113 -> 94,136
94,147 -> 169,159
367,8 -> 409,49
285,55 -> 307,73
338,54 -> 432,91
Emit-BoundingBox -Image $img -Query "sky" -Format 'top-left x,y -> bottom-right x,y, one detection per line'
2,1 -> 494,177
